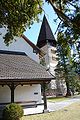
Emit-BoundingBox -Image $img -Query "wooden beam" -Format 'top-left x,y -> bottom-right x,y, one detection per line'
8,83 -> 16,103
42,82 -> 49,113
11,83 -> 15,103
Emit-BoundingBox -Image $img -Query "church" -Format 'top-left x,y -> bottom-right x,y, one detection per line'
0,15 -> 66,116
37,15 -> 66,96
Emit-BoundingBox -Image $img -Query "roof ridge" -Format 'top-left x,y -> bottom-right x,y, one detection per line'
0,50 -> 26,56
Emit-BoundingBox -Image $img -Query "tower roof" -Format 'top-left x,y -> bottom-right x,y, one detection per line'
37,15 -> 56,48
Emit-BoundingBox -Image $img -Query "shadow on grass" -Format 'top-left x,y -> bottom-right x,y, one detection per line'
47,96 -> 69,102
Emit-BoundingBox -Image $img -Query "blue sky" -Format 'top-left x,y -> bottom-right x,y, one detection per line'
24,2 -> 58,45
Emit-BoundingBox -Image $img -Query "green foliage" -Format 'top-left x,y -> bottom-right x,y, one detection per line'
0,0 -> 43,45
46,0 -> 80,42
40,57 -> 46,66
55,32 -> 79,96
2,103 -> 24,120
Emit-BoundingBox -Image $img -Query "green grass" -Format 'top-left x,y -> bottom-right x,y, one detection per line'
22,102 -> 80,120
47,97 -> 70,102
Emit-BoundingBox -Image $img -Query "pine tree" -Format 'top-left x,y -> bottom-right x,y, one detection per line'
55,32 -> 79,96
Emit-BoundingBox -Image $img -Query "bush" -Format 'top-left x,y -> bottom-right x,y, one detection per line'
2,103 -> 24,120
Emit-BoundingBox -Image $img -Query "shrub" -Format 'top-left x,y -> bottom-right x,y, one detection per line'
2,103 -> 24,120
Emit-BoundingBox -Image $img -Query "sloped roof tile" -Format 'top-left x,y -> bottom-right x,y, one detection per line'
0,50 -> 54,81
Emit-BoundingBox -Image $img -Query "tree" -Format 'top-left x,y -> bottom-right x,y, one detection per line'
56,32 -> 79,96
0,0 -> 79,46
72,40 -> 80,91
46,0 -> 80,43
72,40 -> 80,75
45,0 -> 80,96
0,0 -> 43,45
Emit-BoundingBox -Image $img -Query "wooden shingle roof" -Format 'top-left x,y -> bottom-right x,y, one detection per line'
0,50 -> 54,82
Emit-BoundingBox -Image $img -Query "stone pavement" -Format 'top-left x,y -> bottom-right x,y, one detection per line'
24,97 -> 80,115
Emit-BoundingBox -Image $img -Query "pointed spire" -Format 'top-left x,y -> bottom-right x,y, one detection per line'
37,15 -> 56,48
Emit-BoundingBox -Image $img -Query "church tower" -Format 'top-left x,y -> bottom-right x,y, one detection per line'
37,15 -> 58,95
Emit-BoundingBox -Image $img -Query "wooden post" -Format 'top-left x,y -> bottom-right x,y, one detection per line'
10,83 -> 15,103
43,82 -> 49,113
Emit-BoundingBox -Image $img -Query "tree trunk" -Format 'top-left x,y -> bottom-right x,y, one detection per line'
65,82 -> 71,97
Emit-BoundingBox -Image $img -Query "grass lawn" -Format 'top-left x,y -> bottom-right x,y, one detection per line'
47,96 -> 70,102
22,101 -> 80,120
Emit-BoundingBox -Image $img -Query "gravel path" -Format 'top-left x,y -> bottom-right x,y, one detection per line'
24,97 -> 80,115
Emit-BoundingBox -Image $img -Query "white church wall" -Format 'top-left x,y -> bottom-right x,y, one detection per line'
40,44 -> 58,76
0,86 -> 11,103
40,44 -> 59,92
0,27 -> 39,63
0,84 -> 42,103
15,84 -> 42,103
41,44 -> 50,68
